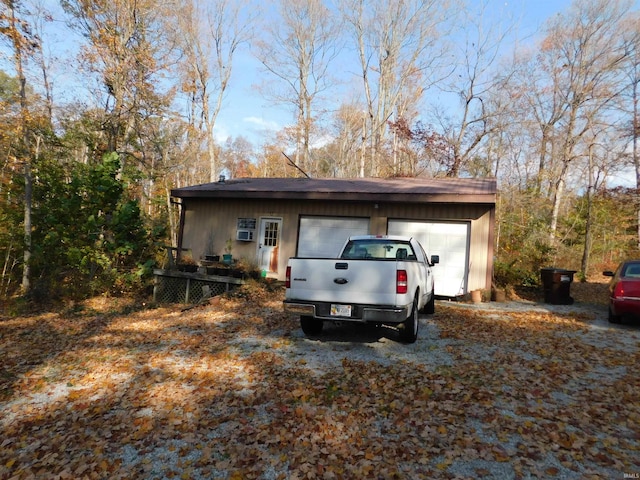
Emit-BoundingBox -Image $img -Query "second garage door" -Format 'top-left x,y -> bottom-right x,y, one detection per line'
388,220 -> 470,297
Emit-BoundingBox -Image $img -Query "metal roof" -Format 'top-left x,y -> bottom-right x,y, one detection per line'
171,177 -> 497,204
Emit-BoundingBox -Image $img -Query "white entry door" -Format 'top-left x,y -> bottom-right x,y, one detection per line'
258,218 -> 282,274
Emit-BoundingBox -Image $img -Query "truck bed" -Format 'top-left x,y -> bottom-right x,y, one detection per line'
286,257 -> 401,307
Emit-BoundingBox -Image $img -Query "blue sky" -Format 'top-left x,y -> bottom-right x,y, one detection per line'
2,0 -> 637,188
211,0 -> 576,145
207,0 -> 636,188
3,0 -> 599,145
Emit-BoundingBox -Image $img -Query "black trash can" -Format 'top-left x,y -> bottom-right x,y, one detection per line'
540,268 -> 576,305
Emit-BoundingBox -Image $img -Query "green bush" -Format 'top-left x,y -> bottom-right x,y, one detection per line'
2,152 -> 164,303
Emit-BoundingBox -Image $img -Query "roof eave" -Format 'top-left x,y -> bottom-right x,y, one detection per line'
172,190 -> 495,204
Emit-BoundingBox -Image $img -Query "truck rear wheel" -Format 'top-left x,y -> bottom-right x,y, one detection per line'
400,296 -> 418,343
300,316 -> 323,336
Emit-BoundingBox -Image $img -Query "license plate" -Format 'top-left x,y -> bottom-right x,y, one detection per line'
330,304 -> 351,317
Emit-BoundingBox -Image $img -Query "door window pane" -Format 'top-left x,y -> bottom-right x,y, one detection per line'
264,222 -> 278,247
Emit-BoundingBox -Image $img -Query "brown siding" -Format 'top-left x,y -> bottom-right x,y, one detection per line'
181,197 -> 495,291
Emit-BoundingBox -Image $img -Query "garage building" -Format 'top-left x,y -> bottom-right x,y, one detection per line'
171,177 -> 497,297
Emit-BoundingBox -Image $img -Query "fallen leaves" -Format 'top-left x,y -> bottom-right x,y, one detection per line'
0,285 -> 639,479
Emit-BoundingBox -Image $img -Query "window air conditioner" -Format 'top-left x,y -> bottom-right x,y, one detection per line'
236,229 -> 254,241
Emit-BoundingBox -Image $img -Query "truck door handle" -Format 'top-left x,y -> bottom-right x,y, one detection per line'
334,278 -> 348,284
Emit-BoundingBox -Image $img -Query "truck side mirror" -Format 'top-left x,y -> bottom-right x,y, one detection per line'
431,255 -> 440,265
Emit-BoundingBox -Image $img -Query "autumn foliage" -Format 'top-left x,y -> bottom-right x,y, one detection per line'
1,284 -> 638,479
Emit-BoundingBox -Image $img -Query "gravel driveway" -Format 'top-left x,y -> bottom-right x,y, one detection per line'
228,296 -> 640,479
1,287 -> 639,480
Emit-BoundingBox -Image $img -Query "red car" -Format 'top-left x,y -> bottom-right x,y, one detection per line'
603,260 -> 640,323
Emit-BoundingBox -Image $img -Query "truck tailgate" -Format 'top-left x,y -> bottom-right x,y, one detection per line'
287,258 -> 399,305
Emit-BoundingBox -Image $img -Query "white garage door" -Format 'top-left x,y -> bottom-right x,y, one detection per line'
388,220 -> 469,297
298,216 -> 370,258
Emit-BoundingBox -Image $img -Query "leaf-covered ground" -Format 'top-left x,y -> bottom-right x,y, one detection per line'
1,283 -> 639,480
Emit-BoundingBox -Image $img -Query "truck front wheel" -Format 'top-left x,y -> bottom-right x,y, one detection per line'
424,287 -> 435,314
400,296 -> 419,343
300,316 -> 323,336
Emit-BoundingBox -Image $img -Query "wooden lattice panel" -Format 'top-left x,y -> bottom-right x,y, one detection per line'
153,271 -> 239,304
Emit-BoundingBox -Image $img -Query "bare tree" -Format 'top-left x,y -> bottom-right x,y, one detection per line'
523,0 -> 633,243
174,0 -> 254,182
513,43 -> 569,197
338,0 -> 453,177
328,102 -> 366,177
18,0 -> 55,125
618,13 -> 640,248
219,135 -> 254,178
579,120 -> 626,276
254,0 -> 340,176
431,0 -> 516,177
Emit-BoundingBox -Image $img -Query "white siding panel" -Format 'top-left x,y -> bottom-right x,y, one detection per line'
298,217 -> 370,258
388,220 -> 470,297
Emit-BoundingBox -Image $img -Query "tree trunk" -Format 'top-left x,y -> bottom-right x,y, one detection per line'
8,1 -> 33,295
536,126 -> 549,195
634,79 -> 640,250
22,161 -> 32,294
165,184 -> 177,248
549,175 -> 565,246
581,146 -> 595,278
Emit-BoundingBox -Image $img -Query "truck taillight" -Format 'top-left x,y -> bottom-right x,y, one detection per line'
397,270 -> 408,294
286,266 -> 291,288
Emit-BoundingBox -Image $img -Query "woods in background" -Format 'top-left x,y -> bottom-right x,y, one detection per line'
1,0 -> 639,304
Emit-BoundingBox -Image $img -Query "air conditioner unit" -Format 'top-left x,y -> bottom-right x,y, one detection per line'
236,229 -> 254,241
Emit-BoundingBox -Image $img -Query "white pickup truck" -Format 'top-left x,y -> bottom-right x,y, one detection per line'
283,235 -> 439,343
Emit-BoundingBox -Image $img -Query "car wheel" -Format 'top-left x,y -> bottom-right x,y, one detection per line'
608,307 -> 622,324
300,316 -> 323,335
400,296 -> 419,343
424,287 -> 435,314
